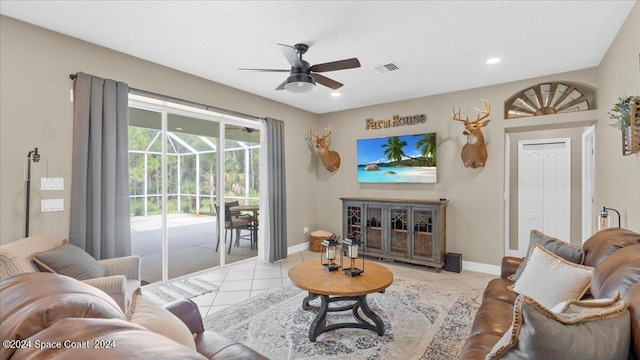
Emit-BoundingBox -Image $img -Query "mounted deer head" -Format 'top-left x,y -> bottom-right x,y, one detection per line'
452,99 -> 491,168
309,125 -> 341,172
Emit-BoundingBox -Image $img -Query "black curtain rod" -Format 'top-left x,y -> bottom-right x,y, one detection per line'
69,73 -> 263,121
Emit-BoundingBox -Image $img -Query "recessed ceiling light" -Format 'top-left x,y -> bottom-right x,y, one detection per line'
331,92 -> 341,97
486,57 -> 501,64
176,127 -> 183,131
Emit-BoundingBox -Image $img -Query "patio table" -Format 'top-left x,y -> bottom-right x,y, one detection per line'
230,205 -> 259,248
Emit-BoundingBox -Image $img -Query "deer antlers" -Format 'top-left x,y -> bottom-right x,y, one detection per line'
309,125 -> 333,143
453,99 -> 491,123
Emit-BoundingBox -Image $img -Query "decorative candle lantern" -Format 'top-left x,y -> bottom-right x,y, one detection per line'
341,237 -> 364,277
320,235 -> 341,271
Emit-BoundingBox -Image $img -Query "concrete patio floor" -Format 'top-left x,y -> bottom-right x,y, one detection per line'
131,213 -> 257,284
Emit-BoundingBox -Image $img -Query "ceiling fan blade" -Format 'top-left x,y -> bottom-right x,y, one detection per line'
238,68 -> 290,72
310,58 -> 361,72
314,74 -> 343,90
275,80 -> 287,91
278,43 -> 303,68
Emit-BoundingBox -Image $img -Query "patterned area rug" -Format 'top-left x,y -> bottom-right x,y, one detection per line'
143,276 -> 219,305
203,277 -> 481,360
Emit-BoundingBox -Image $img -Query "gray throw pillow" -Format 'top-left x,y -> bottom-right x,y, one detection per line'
486,294 -> 630,360
32,240 -> 108,280
510,230 -> 584,281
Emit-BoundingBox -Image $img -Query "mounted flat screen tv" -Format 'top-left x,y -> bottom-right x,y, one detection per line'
357,133 -> 437,183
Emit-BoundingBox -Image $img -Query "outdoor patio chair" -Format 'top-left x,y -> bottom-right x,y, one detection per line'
235,213 -> 258,251
214,202 -> 252,255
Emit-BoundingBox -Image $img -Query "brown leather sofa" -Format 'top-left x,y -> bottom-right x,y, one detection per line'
460,228 -> 640,359
0,272 -> 268,360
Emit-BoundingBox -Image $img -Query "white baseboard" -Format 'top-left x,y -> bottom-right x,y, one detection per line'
287,242 -> 501,276
462,260 -> 501,276
288,241 -> 310,255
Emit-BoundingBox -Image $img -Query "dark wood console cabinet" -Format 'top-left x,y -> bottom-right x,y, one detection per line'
340,197 -> 448,269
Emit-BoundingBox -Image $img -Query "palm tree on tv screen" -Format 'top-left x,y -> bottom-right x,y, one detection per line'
416,133 -> 436,166
382,136 -> 407,162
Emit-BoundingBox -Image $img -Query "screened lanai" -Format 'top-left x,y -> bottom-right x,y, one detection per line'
128,106 -> 261,284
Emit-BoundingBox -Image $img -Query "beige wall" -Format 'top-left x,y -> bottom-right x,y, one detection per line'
0,16 -> 318,245
317,69 -> 598,266
2,2 -> 638,267
595,2 -> 640,231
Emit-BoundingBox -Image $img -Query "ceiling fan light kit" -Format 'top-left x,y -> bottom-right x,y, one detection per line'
284,73 -> 316,93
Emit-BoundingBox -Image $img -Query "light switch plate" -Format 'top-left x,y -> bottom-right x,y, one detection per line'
41,199 -> 64,212
41,178 -> 64,190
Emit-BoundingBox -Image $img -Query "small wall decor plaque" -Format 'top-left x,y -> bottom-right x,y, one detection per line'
365,114 -> 426,130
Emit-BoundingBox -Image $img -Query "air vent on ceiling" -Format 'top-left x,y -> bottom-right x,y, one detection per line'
374,62 -> 401,74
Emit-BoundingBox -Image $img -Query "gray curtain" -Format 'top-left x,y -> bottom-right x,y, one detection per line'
70,72 -> 131,259
263,117 -> 288,262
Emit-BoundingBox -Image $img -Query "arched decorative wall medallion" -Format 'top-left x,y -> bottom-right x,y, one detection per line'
505,82 -> 595,119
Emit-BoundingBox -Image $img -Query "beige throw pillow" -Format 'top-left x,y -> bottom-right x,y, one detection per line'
486,295 -> 630,360
551,291 -> 621,313
510,244 -> 593,309
127,289 -> 197,351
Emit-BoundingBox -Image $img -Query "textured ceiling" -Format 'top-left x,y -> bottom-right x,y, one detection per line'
0,1 -> 636,114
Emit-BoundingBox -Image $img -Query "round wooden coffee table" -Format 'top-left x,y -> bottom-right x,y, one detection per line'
288,260 -> 394,342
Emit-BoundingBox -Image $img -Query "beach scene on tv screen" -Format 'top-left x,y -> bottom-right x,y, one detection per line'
357,133 -> 437,183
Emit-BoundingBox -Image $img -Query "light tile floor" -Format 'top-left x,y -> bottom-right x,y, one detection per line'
184,250 -> 497,317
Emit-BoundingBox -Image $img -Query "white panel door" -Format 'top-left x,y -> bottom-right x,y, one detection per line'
518,140 -> 571,256
582,126 -> 595,242
518,143 -> 544,247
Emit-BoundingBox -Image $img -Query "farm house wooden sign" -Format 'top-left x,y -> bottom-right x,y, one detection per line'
365,114 -> 426,130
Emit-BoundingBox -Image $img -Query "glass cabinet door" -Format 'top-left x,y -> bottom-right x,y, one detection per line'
345,204 -> 363,239
412,207 -> 435,260
364,204 -> 383,254
389,207 -> 408,257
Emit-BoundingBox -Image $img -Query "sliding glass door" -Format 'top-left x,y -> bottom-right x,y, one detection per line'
221,124 -> 261,259
128,98 -> 260,284
129,107 -> 164,283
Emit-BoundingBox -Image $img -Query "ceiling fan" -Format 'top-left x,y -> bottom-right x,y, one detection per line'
232,127 -> 258,133
238,43 -> 361,93
226,126 -> 260,138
